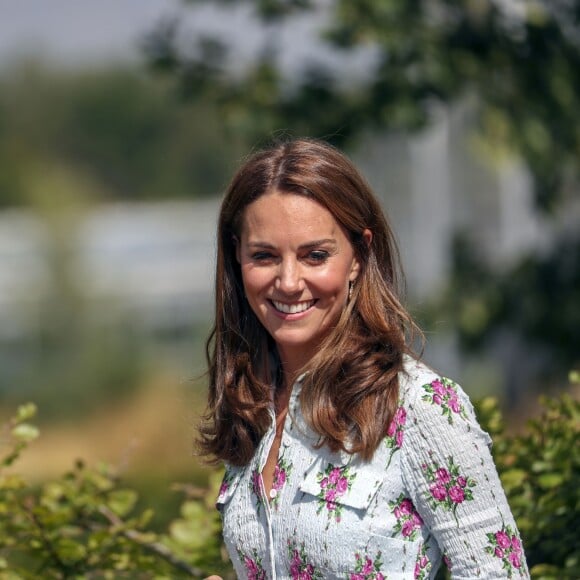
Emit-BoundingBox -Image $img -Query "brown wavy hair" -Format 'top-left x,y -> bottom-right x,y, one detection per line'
198,138 -> 421,466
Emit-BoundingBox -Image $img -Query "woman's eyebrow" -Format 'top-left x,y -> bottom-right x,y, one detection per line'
298,239 -> 337,250
246,241 -> 276,248
246,239 -> 338,249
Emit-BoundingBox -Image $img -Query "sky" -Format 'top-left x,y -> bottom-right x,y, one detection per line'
0,0 -> 375,83
0,0 -> 182,67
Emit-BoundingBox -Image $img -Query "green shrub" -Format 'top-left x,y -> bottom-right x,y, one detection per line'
477,392 -> 580,579
0,404 -> 229,579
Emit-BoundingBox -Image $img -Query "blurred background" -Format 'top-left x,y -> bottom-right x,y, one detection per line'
0,0 -> 578,510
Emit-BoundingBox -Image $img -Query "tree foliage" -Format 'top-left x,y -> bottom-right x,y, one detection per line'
428,230 -> 580,378
0,64 -> 240,207
145,0 -> 580,212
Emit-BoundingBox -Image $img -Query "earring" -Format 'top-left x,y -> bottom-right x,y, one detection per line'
348,280 -> 354,302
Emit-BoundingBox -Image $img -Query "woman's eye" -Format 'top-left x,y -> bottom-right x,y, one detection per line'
308,250 -> 329,262
251,252 -> 274,261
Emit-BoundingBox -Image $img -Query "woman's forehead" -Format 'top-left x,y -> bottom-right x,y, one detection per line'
240,192 -> 341,240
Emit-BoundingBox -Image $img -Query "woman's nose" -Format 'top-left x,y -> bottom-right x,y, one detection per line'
276,259 -> 303,294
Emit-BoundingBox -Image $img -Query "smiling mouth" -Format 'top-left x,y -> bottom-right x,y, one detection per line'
271,299 -> 316,314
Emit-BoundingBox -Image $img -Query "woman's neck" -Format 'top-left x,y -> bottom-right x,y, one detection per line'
276,344 -> 312,387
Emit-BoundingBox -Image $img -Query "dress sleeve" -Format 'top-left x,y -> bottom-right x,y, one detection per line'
400,375 -> 530,579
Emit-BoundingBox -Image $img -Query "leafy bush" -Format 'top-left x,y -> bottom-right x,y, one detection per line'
477,389 -> 580,579
1,387 -> 578,578
0,404 -> 229,579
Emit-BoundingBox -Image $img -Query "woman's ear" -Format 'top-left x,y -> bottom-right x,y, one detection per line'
362,228 -> 373,248
349,229 -> 372,282
349,259 -> 362,282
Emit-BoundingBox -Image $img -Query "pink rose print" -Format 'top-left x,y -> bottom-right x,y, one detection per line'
287,539 -> 322,579
448,396 -> 461,414
274,465 -> 286,487
336,476 -> 349,494
271,454 -> 293,510
362,558 -> 373,575
435,468 -> 451,484
384,404 -> 406,467
431,379 -> 446,396
422,456 -> 476,523
413,543 -> 431,580
249,469 -> 265,516
496,530 -> 511,549
389,493 -> 424,541
401,519 -> 417,537
218,480 -> 229,498
315,463 -> 356,524
448,485 -> 465,503
421,377 -> 467,423
348,550 -> 384,580
325,488 -> 337,510
394,406 -> 407,425
485,524 -> 527,577
509,552 -> 521,568
395,498 -> 413,517
429,482 -> 447,501
237,548 -> 267,580
216,469 -> 234,504
442,553 -> 452,571
395,429 -> 404,448
329,467 -> 341,485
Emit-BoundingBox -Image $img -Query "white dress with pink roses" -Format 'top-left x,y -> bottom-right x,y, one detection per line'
216,357 -> 529,579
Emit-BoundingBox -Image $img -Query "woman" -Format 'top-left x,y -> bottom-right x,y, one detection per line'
200,138 -> 528,579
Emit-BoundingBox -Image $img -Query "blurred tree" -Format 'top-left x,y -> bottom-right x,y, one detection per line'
428,230 -> 580,387
144,0 -> 580,212
0,63 -> 241,207
144,0 -> 580,386
0,160 -> 146,418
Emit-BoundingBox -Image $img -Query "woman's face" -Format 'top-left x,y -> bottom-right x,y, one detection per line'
236,191 -> 362,367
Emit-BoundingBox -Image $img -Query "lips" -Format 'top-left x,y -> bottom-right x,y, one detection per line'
271,299 -> 316,314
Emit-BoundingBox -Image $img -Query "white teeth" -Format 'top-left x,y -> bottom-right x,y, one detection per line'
272,300 -> 314,314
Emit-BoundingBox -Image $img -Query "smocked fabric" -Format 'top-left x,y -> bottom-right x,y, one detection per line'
216,357 -> 529,579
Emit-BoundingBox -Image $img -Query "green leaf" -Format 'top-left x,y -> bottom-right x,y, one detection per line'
10,423 -> 40,443
55,538 -> 87,563
531,460 -> 552,473
15,403 -> 37,422
107,489 -> 138,517
169,519 -> 200,546
112,551 -> 131,570
138,508 -> 155,528
529,563 -> 562,578
0,474 -> 26,490
180,499 -> 208,521
500,468 -> 527,489
537,473 -> 564,489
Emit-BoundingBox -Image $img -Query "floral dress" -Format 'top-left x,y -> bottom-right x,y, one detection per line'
216,357 -> 529,579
